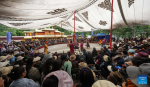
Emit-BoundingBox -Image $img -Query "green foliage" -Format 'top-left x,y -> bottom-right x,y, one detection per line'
0,24 -> 25,36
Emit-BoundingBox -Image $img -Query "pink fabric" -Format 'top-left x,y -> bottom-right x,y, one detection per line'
42,70 -> 73,87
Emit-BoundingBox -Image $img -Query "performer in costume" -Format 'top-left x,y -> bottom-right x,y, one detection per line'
86,39 -> 90,48
101,38 -> 105,47
44,42 -> 48,53
74,40 -> 79,50
69,41 -> 74,54
80,42 -> 84,51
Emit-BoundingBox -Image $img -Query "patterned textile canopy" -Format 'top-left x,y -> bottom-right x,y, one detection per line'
0,0 -> 150,31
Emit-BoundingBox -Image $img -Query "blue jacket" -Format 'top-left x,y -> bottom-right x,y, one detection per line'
9,78 -> 40,87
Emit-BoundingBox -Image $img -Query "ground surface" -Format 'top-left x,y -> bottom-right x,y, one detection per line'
38,43 -> 105,53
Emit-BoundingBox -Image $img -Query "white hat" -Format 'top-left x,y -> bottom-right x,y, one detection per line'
92,80 -> 116,87
14,51 -> 19,55
16,56 -> 24,61
0,61 -> 9,68
0,66 -> 13,75
33,57 -> 41,62
0,56 -> 8,62
107,65 -> 113,72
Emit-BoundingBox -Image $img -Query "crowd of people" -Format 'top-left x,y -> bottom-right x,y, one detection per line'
0,37 -> 150,87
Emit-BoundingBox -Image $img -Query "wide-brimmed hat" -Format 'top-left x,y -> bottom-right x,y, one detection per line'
0,65 -> 13,75
70,55 -> 76,61
112,55 -> 122,60
16,56 -> 24,61
0,56 -> 8,62
33,56 -> 41,62
42,54 -> 53,63
75,51 -> 79,55
92,80 -> 116,87
0,61 -> 9,68
126,63 -> 150,87
42,70 -> 73,87
103,55 -> 109,62
116,49 -> 122,54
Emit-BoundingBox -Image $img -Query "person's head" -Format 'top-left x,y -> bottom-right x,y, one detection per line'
2,75 -> 10,87
42,75 -> 58,87
127,49 -> 135,55
80,68 -> 95,87
42,70 -> 73,87
131,57 -> 150,67
43,58 -> 54,76
80,58 -> 84,62
61,55 -> 67,61
107,75 -> 117,85
103,55 -> 112,63
10,66 -> 26,80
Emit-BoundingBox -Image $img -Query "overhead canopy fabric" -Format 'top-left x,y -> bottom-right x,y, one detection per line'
0,0 -> 150,31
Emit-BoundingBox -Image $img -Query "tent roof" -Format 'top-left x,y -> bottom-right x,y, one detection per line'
0,0 -> 150,31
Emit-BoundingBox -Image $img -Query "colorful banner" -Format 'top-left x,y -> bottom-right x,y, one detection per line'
75,33 -> 78,39
81,33 -> 83,38
7,32 -> 12,43
91,31 -> 94,37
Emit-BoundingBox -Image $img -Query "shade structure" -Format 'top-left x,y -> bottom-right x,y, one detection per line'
0,0 -> 150,31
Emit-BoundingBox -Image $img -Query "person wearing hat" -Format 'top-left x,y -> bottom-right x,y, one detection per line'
78,58 -> 88,70
61,55 -> 72,77
69,54 -> 78,69
0,61 -> 13,75
42,70 -> 73,87
79,52 -> 86,62
42,54 -> 53,64
124,49 -> 135,62
44,42 -> 48,54
92,80 -> 116,87
113,55 -> 125,67
125,63 -> 150,87
26,57 -> 41,83
100,55 -> 113,79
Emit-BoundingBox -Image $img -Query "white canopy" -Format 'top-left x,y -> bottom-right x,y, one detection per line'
0,0 -> 150,31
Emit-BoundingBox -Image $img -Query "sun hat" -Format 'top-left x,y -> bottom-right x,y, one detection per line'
126,63 -> 150,87
42,70 -> 73,87
0,61 -> 9,68
103,55 -> 109,62
92,80 -> 116,87
128,49 -> 135,53
137,52 -> 149,58
112,55 -> 122,60
16,56 -> 24,61
33,56 -> 41,62
14,51 -> 19,55
42,54 -> 53,63
69,54 -> 76,61
0,66 -> 13,75
0,56 -> 8,62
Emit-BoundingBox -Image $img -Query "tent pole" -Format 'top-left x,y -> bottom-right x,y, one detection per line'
110,0 -> 114,49
74,11 -> 75,33
61,21 -> 62,44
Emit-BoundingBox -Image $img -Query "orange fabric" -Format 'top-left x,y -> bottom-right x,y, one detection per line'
44,44 -> 48,53
74,84 -> 77,87
123,79 -> 137,87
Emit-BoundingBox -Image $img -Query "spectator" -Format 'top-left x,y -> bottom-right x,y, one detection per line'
70,54 -> 78,69
42,70 -> 73,87
9,66 -> 40,87
79,52 -> 86,62
26,57 -> 41,82
124,49 -> 135,62
74,67 -> 95,87
92,80 -> 116,87
78,58 -> 88,70
61,55 -> 72,77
